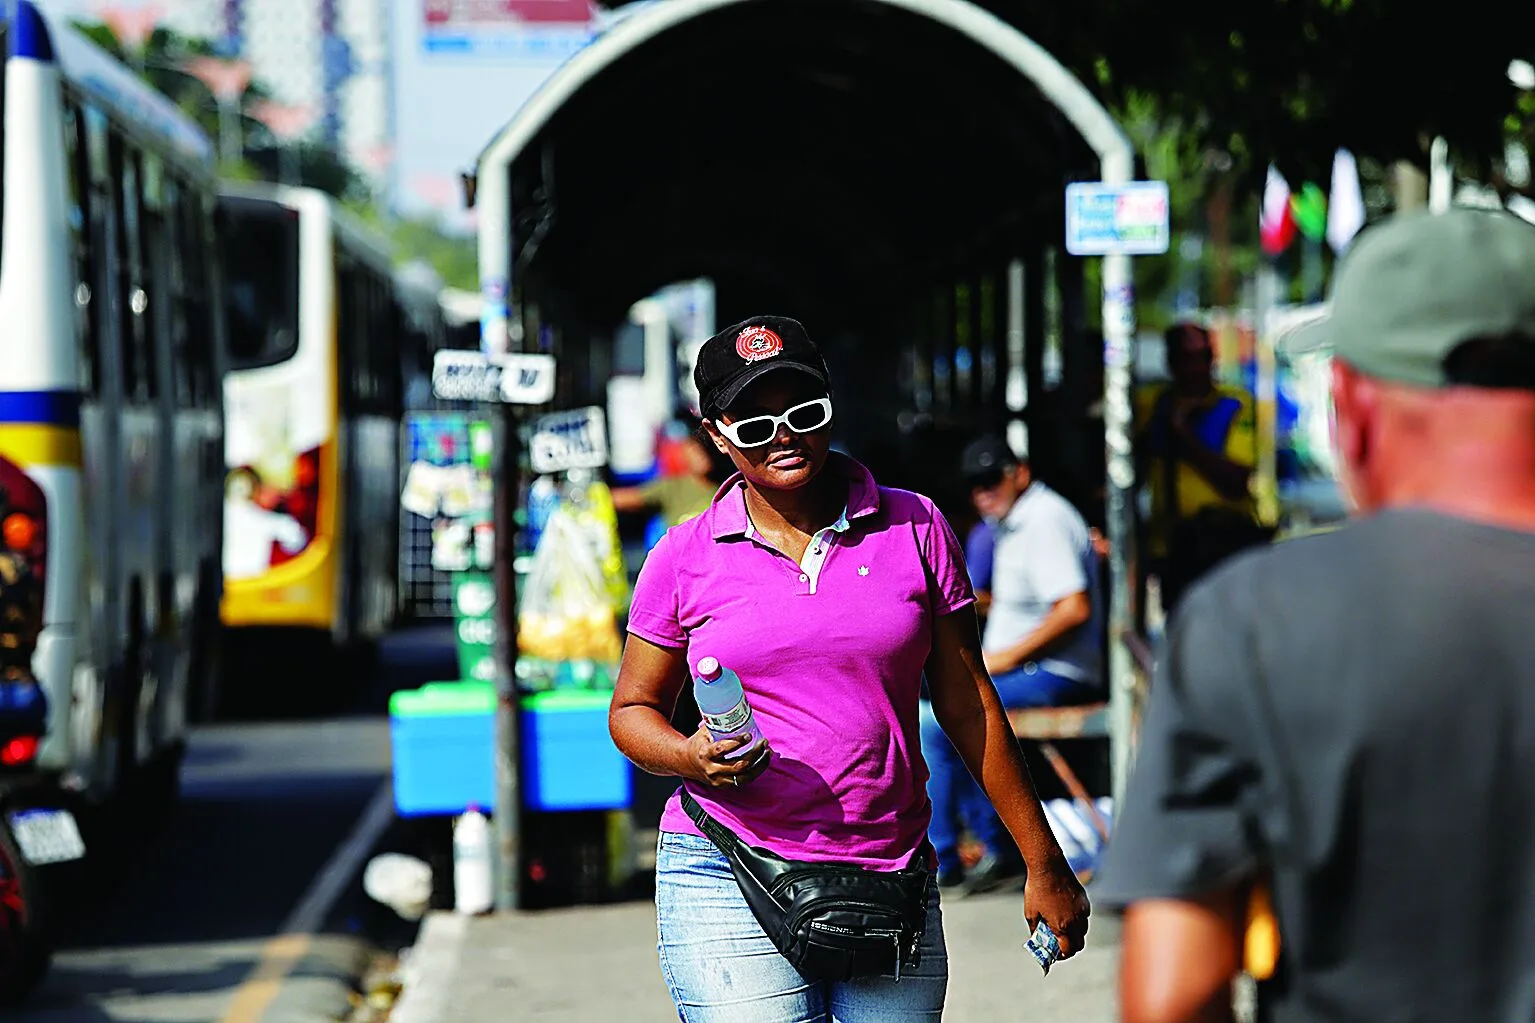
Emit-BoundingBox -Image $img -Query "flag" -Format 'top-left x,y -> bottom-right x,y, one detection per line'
1260,164 -> 1297,256
1290,182 -> 1328,242
1327,149 -> 1366,255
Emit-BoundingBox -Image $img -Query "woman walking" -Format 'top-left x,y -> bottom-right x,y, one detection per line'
609,315 -> 1090,1022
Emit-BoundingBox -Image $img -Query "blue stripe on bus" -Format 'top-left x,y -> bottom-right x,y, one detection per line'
0,391 -> 81,427
10,1 -> 57,64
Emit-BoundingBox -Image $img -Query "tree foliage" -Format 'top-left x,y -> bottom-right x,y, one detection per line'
982,0 -> 1531,187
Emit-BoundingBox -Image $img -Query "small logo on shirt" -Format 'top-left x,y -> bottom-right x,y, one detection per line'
858,565 -> 869,576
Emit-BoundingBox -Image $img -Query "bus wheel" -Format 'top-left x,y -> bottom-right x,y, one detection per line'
0,816 -> 51,1007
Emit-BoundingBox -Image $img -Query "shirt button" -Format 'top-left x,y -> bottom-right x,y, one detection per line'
799,573 -> 809,582
813,547 -> 823,555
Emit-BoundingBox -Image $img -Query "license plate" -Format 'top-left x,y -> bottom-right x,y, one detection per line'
7,808 -> 86,865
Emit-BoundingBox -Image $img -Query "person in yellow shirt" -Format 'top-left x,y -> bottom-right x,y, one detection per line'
611,421 -> 731,529
1135,322 -> 1270,614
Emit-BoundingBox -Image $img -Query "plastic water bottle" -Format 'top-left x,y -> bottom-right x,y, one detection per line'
453,806 -> 494,916
693,657 -> 764,760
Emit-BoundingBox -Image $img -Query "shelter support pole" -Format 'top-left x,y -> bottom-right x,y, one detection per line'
1101,248 -> 1137,809
1022,247 -> 1045,451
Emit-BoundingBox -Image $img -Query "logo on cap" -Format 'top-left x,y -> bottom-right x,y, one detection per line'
735,325 -> 784,364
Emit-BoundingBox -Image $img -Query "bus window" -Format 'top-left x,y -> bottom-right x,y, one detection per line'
371,272 -> 394,412
166,178 -> 216,410
84,106 -> 114,398
339,258 -> 393,415
219,199 -> 299,370
110,135 -> 150,402
337,256 -> 361,412
163,176 -> 194,408
187,193 -> 218,407
62,100 -> 99,396
137,152 -> 164,402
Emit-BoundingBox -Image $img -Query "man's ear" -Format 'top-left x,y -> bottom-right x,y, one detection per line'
1331,360 -> 1375,509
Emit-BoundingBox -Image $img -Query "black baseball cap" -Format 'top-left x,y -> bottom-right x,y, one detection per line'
693,315 -> 829,418
960,435 -> 1023,486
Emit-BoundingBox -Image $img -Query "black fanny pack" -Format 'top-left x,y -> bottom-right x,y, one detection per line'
681,788 -> 932,982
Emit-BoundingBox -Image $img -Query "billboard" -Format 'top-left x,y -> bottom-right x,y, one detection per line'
420,0 -> 595,60
391,0 -> 601,227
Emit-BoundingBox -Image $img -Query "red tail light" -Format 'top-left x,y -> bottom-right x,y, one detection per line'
0,736 -> 37,766
0,457 -> 46,672
0,458 -> 47,755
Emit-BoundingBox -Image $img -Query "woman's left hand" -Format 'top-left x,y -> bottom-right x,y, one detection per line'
1023,859 -> 1091,960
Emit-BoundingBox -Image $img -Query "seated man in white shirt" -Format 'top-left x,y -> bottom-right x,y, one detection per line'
920,434 -> 1103,892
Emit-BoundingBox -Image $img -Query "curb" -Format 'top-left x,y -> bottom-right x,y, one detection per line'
386,913 -> 469,1023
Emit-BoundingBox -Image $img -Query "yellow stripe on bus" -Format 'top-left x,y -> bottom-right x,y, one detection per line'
0,424 -> 82,468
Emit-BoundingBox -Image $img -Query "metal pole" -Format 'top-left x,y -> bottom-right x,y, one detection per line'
488,195 -> 522,912
1101,248 -> 1137,808
491,409 -> 522,912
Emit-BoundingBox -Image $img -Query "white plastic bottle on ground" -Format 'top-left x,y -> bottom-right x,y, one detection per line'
453,806 -> 495,915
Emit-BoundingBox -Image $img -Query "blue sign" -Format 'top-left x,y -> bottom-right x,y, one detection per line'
423,30 -> 594,63
1065,181 -> 1171,256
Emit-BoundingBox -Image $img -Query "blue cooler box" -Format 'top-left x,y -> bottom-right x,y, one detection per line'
390,681 -> 496,817
521,689 -> 632,811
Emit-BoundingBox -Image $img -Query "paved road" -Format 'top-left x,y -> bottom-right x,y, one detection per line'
11,625 -> 456,1023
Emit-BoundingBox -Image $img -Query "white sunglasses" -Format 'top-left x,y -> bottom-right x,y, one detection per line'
715,398 -> 833,449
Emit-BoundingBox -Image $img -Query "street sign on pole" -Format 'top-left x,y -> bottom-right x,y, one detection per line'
529,406 -> 609,475
432,350 -> 556,404
1065,181 -> 1171,256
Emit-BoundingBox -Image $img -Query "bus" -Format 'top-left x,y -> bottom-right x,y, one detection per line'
216,185 -> 406,701
0,3 -> 226,1001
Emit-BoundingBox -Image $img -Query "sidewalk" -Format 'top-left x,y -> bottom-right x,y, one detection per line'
389,891 -> 1120,1022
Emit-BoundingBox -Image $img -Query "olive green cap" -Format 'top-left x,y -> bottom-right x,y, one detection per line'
1284,208 -> 1535,386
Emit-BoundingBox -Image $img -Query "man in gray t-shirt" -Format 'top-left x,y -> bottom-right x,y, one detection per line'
921,435 -> 1101,891
1099,209 -> 1535,1023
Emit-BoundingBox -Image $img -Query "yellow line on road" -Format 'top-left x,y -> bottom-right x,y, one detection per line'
219,933 -> 313,1023
217,781 -> 395,1023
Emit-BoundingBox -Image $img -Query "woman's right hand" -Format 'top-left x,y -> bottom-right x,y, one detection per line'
681,725 -> 771,789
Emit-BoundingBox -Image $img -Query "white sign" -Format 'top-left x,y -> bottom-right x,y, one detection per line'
432,350 -> 556,404
1065,181 -> 1171,256
530,406 -> 609,475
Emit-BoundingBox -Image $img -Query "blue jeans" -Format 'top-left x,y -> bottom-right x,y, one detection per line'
920,663 -> 1095,875
656,831 -> 948,1022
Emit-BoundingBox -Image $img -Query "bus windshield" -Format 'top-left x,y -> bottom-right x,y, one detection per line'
219,197 -> 299,370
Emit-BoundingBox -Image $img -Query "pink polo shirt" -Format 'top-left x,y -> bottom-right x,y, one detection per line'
626,454 -> 975,870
